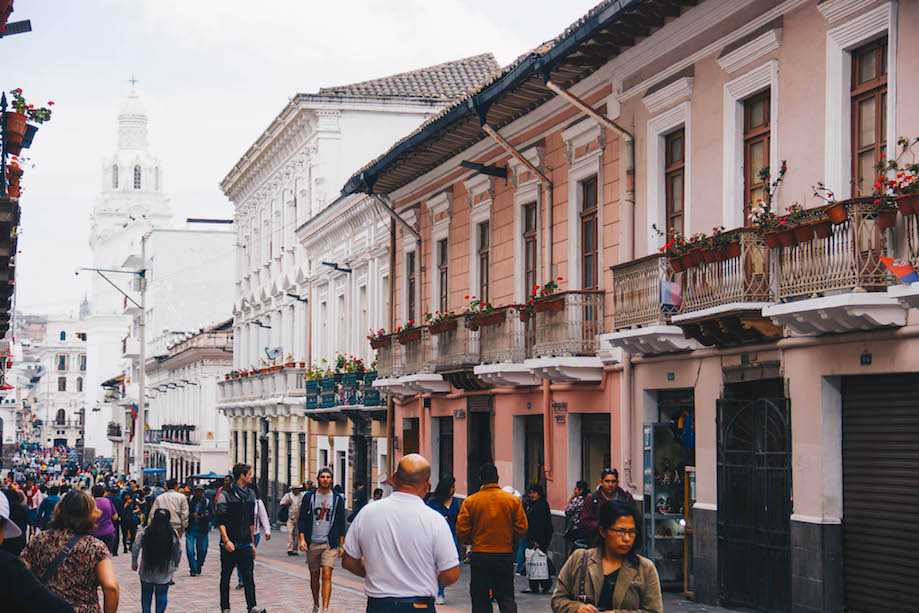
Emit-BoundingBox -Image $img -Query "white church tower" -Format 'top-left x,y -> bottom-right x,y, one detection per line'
83,86 -> 172,458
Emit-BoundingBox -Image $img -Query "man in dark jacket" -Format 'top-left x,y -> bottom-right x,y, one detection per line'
579,468 -> 637,545
298,467 -> 346,613
105,486 -> 125,555
187,485 -> 215,576
216,463 -> 265,613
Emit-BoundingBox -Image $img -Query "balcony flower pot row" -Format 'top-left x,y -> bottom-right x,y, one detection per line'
668,241 -> 741,273
397,328 -> 421,345
369,335 -> 391,349
428,318 -> 458,336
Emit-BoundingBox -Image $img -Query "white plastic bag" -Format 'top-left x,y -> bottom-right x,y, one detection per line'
525,547 -> 549,580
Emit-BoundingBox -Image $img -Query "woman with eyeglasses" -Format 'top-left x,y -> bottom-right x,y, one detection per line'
551,499 -> 662,613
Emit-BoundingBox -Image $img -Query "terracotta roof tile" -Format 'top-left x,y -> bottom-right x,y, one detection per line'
317,53 -> 501,101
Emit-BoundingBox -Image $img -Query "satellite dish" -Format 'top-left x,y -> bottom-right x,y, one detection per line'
265,347 -> 283,360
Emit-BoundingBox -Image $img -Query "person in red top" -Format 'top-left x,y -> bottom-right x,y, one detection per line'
23,479 -> 43,539
579,468 -> 637,546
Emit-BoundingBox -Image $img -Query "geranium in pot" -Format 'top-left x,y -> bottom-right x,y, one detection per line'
395,320 -> 421,345
6,89 -> 53,154
532,278 -> 565,313
654,225 -> 691,271
786,203 -> 813,243
813,182 -> 847,224
425,310 -> 457,335
513,300 -> 535,322
877,137 -> 919,216
464,297 -> 502,330
368,328 -> 390,349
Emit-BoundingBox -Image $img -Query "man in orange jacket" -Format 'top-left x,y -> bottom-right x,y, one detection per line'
457,463 -> 528,613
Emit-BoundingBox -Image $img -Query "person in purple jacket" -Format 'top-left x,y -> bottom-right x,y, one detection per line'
91,484 -> 119,555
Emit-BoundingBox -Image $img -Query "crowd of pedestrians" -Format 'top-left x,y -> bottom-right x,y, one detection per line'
1,440 -> 664,613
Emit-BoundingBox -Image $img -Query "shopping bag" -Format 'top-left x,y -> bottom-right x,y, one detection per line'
525,547 -> 550,580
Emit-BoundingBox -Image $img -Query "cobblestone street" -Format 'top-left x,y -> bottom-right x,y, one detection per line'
109,526 -> 740,613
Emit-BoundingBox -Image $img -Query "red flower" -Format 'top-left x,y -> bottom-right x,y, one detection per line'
464,295 -> 469,300
48,101 -> 54,106
557,277 -> 563,281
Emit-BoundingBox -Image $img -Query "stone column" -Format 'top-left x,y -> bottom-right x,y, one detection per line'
291,418 -> 302,485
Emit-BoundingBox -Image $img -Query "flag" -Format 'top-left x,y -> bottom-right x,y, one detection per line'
880,256 -> 919,283
660,280 -> 683,308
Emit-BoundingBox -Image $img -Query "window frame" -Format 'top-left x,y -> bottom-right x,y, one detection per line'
743,90 -> 771,224
57,377 -> 67,392
477,222 -> 490,304
406,250 -> 417,324
523,203 -> 538,297
579,177 -> 599,291
133,165 -> 142,190
437,238 -> 448,313
850,38 -> 887,197
664,128 -> 686,236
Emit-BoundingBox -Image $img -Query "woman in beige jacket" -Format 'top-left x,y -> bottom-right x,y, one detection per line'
551,499 -> 662,613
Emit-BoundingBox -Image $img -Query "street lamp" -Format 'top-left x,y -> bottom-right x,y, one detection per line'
78,233 -> 149,481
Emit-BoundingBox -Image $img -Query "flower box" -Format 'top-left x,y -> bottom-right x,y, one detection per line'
533,297 -> 564,313
428,319 -> 457,335
370,336 -> 391,350
792,224 -> 814,243
471,310 -> 505,327
826,201 -> 848,224
702,248 -> 719,264
669,257 -> 686,273
896,194 -> 919,216
678,253 -> 694,270
397,328 -> 422,345
763,231 -> 781,249
877,209 -> 897,228
726,241 -> 741,259
342,372 -> 363,386
689,248 -> 704,266
320,377 -> 337,393
3,112 -> 27,149
268,365 -> 283,372
812,219 -> 833,239
518,310 -> 531,323
777,228 -> 797,248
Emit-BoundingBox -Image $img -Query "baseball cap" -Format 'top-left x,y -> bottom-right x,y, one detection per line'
0,492 -> 22,539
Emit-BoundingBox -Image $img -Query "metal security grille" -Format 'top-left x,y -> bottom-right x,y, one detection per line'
717,395 -> 791,613
842,375 -> 919,613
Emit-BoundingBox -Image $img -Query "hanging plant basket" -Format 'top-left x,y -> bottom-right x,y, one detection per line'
471,310 -> 505,328
877,209 -> 897,228
3,112 -> 26,149
678,253 -> 695,270
826,201 -> 848,224
812,219 -> 833,239
792,224 -> 814,243
428,318 -> 458,335
669,256 -> 686,273
397,328 -> 422,345
518,310 -> 531,323
533,297 -> 564,313
896,194 -> 919,216
7,184 -> 19,198
369,336 -> 391,350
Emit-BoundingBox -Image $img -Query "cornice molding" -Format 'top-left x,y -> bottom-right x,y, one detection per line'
717,28 -> 782,74
641,76 -> 695,114
817,0 -> 879,23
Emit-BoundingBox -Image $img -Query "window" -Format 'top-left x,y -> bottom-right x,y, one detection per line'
580,177 -> 598,290
478,222 -> 490,303
851,39 -> 887,196
743,91 -> 771,222
664,129 -> 685,236
57,355 -> 67,371
60,331 -> 66,341
523,203 -> 538,296
79,354 -> 86,371
406,251 -> 417,323
56,409 -> 65,425
57,377 -> 66,392
437,239 -> 448,313
77,377 -> 83,392
76,332 -> 86,341
112,165 -> 118,189
133,165 -> 142,189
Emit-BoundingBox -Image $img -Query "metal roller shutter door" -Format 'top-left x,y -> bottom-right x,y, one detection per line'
842,375 -> 919,612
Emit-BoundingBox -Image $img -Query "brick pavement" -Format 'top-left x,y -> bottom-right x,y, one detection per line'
109,526 -> 742,612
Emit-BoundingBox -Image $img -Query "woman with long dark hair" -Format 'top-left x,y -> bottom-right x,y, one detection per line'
131,508 -> 181,613
427,475 -> 461,605
522,482 -> 554,594
551,499 -> 662,613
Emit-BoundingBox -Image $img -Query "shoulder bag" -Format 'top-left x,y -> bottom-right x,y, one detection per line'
577,548 -> 590,603
40,535 -> 85,585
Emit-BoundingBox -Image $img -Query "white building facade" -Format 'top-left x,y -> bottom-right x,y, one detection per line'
219,54 -> 500,510
35,318 -> 88,450
84,87 -> 172,458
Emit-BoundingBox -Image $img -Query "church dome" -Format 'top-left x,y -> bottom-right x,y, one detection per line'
119,88 -> 147,120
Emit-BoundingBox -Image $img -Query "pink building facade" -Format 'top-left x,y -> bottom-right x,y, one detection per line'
345,2 -> 919,611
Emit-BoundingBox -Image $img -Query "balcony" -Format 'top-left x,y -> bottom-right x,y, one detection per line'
106,422 -> 123,441
122,337 -> 140,358
431,316 -> 487,390
672,229 -> 781,346
474,308 -> 540,387
763,201 -> 905,335
605,255 -> 698,355
525,291 -> 604,382
396,327 -> 448,393
371,338 -> 415,396
217,365 -> 307,405
304,371 -> 386,422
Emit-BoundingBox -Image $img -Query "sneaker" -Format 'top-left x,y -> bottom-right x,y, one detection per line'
312,607 -> 319,613
236,583 -> 245,590
435,596 -> 445,605
248,608 -> 266,613
287,551 -> 298,556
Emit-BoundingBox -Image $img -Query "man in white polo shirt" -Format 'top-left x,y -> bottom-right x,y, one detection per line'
343,453 -> 460,612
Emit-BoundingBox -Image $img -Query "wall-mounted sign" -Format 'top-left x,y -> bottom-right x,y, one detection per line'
860,351 -> 872,366
554,414 -> 566,424
667,372 -> 675,381
453,409 -> 466,420
552,401 -> 567,413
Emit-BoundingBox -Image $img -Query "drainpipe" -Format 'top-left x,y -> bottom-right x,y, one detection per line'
388,217 -> 396,475
477,118 -> 556,482
544,79 -> 639,490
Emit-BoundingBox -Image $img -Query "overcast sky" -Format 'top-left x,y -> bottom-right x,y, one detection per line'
11,0 -> 600,316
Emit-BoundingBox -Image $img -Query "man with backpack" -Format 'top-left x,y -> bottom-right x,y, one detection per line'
299,468 -> 346,613
579,468 -> 637,545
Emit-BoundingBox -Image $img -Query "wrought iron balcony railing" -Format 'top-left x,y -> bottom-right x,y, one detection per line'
432,317 -> 479,372
373,337 -> 398,378
681,229 -> 772,314
399,327 -> 433,376
533,290 -> 603,357
479,307 -> 532,363
611,254 -> 675,329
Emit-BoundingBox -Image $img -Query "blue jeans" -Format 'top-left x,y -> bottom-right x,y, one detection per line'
237,532 -> 260,583
186,526 -> 208,573
140,580 -> 169,613
515,536 -> 530,573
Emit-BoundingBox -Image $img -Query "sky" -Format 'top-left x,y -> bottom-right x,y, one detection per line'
10,0 -> 601,315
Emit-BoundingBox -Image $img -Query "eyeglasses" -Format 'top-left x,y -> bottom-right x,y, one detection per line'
609,528 -> 637,538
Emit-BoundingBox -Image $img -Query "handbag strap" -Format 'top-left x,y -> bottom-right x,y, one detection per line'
577,548 -> 589,602
41,535 -> 84,584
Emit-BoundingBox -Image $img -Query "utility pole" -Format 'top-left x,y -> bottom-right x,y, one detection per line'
134,234 -> 147,481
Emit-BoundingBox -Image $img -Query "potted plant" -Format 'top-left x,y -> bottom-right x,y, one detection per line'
876,138 -> 919,216
6,157 -> 22,198
463,297 -> 502,329
425,310 -> 457,335
786,203 -> 814,242
395,321 -> 421,345
368,328 -> 390,350
653,225 -> 690,272
6,89 -> 53,154
532,278 -> 565,312
749,200 -> 780,248
813,182 -> 847,224
513,300 -> 535,322
0,1 -> 14,31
